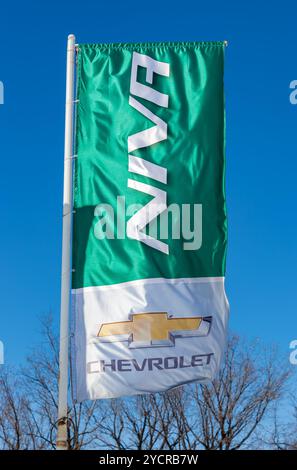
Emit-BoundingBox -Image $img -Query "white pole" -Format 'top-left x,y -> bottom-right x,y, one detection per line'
56,33 -> 76,450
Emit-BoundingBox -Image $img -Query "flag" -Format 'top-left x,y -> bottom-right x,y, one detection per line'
71,41 -> 229,401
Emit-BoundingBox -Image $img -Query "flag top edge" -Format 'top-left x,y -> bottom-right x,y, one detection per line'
77,41 -> 226,51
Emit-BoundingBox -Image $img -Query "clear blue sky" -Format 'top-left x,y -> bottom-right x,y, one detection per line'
0,0 -> 296,364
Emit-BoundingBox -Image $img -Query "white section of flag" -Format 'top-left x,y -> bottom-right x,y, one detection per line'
71,277 -> 229,401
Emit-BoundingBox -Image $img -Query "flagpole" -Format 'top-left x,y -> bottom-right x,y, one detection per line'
56,33 -> 76,451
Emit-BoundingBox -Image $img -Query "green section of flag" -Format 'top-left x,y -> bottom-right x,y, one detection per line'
72,42 -> 227,289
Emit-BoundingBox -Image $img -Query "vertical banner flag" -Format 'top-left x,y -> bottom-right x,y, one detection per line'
72,42 -> 229,401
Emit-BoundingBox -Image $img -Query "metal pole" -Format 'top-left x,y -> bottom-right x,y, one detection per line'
56,33 -> 76,450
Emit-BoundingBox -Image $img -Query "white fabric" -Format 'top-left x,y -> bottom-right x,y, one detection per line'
71,277 -> 229,401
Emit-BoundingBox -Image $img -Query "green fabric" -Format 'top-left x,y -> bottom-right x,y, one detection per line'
72,42 -> 227,289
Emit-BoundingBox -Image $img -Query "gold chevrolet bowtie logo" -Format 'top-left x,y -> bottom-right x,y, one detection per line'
97,312 -> 212,348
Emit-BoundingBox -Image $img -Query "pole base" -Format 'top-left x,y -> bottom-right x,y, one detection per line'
56,417 -> 68,450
